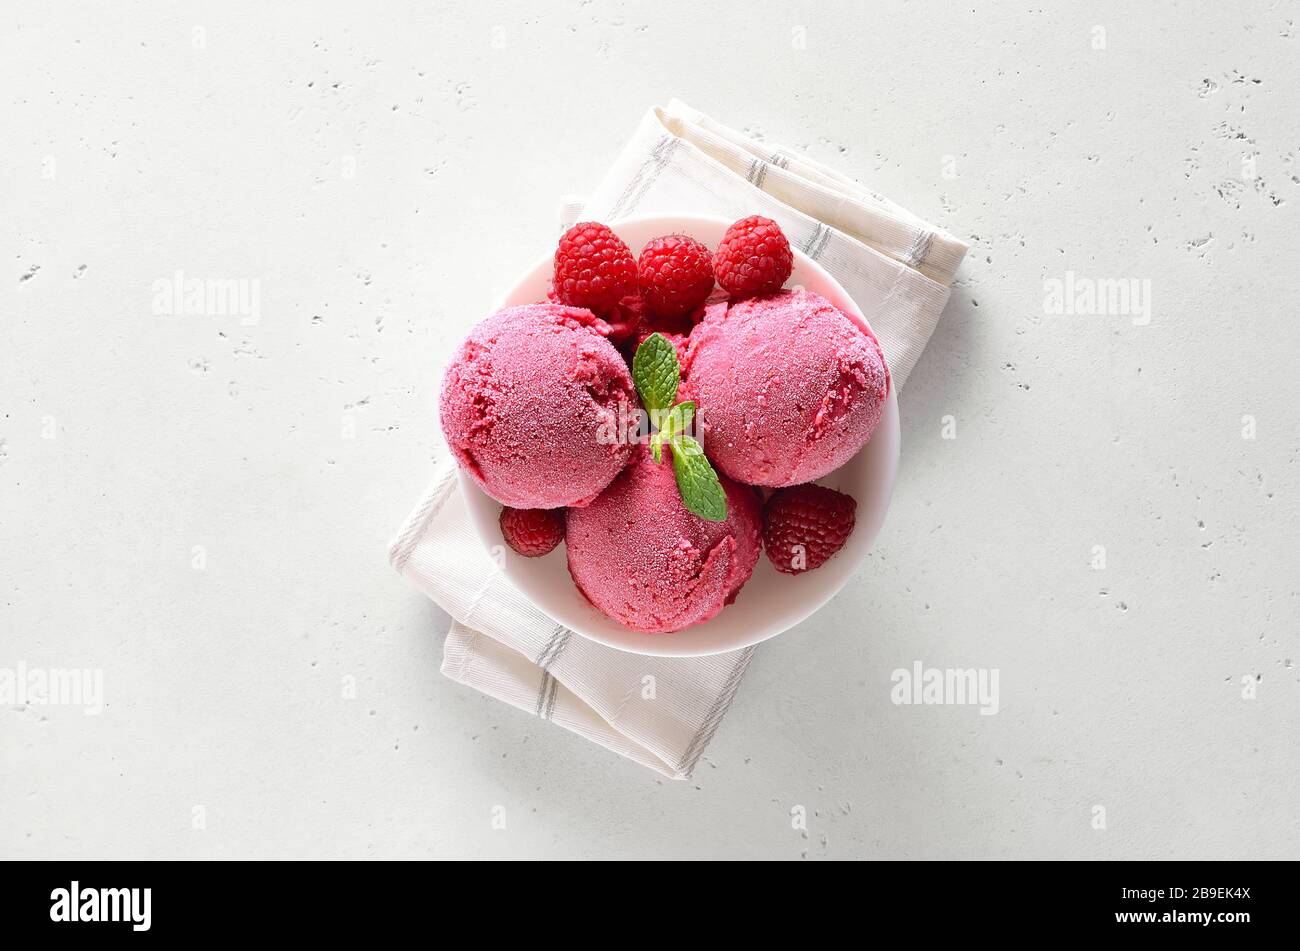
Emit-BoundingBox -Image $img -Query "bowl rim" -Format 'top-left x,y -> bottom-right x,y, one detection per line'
457,212 -> 900,657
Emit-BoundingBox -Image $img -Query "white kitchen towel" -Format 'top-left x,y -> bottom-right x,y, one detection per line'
389,99 -> 967,780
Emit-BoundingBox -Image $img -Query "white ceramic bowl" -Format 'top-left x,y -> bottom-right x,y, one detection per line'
456,214 -> 900,657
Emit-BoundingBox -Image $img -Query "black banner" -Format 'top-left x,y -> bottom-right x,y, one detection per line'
0,860 -> 1288,939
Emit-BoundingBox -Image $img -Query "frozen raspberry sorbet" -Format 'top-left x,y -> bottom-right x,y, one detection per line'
439,303 -> 636,508
683,290 -> 889,487
565,445 -> 762,633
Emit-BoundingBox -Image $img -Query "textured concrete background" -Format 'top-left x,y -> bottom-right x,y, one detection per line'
3,1 -> 1298,859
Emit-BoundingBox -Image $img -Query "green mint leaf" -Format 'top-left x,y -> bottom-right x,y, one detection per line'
673,429 -> 705,457
632,333 -> 679,416
670,400 -> 695,439
661,400 -> 691,443
670,435 -> 727,522
656,400 -> 694,449
658,416 -> 673,447
650,402 -> 696,468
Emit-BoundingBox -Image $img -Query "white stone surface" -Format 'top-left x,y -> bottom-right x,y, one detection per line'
2,1 -> 1297,860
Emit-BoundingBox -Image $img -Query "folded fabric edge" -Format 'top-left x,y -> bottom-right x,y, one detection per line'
387,463 -> 458,575
656,100 -> 970,283
663,96 -> 969,250
442,621 -> 689,780
622,104 -> 966,297
666,98 -> 969,254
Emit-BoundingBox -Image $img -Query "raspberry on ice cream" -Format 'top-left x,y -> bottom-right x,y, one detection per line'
499,506 -> 565,557
637,234 -> 715,319
762,484 -> 857,574
565,445 -> 762,633
553,222 -> 638,315
712,215 -> 793,298
683,289 -> 889,487
439,303 -> 636,509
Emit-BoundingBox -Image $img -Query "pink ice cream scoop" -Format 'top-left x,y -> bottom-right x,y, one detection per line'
565,445 -> 762,633
682,289 -> 889,487
439,303 -> 636,509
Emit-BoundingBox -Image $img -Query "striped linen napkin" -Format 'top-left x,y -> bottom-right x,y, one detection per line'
388,99 -> 967,779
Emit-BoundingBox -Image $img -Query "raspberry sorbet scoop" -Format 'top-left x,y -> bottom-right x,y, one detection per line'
683,289 -> 889,487
565,445 -> 762,634
439,303 -> 636,509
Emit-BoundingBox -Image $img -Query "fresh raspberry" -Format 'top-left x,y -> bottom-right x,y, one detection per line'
637,234 -> 715,319
713,215 -> 793,298
762,484 -> 856,574
553,222 -> 638,315
499,506 -> 565,557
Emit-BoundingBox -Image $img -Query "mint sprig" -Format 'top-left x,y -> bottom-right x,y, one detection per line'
631,335 -> 727,522
632,332 -> 679,418
650,399 -> 694,464
670,435 -> 727,522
